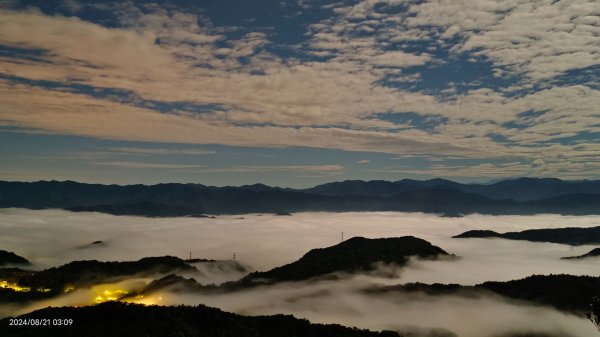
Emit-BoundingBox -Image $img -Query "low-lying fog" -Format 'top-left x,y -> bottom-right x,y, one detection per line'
1,208 -> 599,336
2,209 -> 598,283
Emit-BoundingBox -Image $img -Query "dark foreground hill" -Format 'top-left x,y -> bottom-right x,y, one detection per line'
479,274 -> 600,314
238,236 -> 450,285
453,226 -> 600,245
0,302 -> 401,337
1,179 -> 600,216
0,250 -> 29,266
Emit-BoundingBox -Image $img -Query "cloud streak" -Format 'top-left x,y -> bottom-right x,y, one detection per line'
110,147 -> 215,156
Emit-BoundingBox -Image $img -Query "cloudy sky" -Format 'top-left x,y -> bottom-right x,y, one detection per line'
0,0 -> 598,187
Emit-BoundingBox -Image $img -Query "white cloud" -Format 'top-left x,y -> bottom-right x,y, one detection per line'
96,161 -> 206,169
0,3 -> 598,179
111,147 -> 215,156
406,0 -> 600,81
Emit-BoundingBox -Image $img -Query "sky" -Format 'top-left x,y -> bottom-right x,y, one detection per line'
0,0 -> 598,187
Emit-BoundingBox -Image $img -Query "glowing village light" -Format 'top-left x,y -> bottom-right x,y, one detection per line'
122,293 -> 164,306
93,288 -> 129,304
0,280 -> 31,292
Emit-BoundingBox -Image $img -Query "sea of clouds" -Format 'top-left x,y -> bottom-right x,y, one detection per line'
1,209 -> 599,336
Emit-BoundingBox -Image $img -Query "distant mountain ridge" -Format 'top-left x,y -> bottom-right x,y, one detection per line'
304,177 -> 600,201
0,178 -> 599,216
453,226 -> 600,245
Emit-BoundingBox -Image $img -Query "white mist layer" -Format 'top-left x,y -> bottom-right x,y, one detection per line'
1,209 -> 598,284
1,208 -> 600,336
163,277 -> 597,337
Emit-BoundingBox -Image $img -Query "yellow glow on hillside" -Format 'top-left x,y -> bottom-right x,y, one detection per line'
0,280 -> 31,292
123,294 -> 163,306
93,289 -> 129,304
88,279 -> 154,305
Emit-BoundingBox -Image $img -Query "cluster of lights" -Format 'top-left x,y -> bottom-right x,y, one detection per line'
124,294 -> 163,306
0,280 -> 31,292
94,289 -> 129,303
2,279 -> 163,306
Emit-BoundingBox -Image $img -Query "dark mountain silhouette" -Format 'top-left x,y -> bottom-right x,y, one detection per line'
12,256 -> 196,295
305,177 -> 600,202
562,248 -> 600,260
465,177 -> 600,202
239,236 -> 450,285
453,226 -> 600,245
304,180 -> 421,197
132,237 -> 453,293
0,257 -> 246,304
0,302 -> 401,337
135,274 -> 211,294
478,274 -> 600,314
369,274 -> 600,316
0,267 -> 31,281
0,250 -> 29,266
1,179 -> 599,217
75,241 -> 107,249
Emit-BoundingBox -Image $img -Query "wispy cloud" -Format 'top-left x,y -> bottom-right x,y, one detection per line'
96,161 -> 205,170
200,165 -> 344,174
93,161 -> 343,174
110,147 -> 215,156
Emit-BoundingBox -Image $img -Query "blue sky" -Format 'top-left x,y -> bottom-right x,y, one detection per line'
0,0 -> 598,187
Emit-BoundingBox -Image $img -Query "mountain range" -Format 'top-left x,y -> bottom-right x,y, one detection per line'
1,178 -> 599,216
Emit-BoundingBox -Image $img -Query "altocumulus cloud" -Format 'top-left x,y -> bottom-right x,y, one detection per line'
0,0 -> 598,179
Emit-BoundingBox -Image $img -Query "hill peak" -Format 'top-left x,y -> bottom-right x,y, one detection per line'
240,236 -> 451,285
